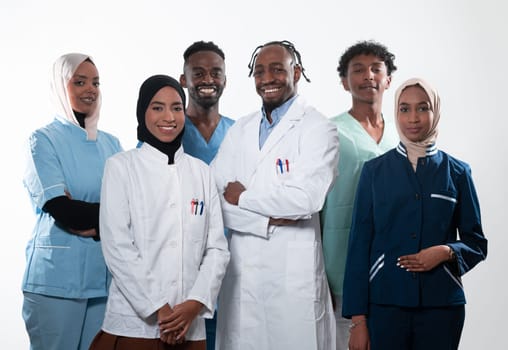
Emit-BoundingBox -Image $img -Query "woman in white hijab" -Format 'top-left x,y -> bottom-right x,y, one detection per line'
342,78 -> 487,350
21,53 -> 122,350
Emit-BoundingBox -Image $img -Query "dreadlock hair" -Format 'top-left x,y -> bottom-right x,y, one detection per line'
247,40 -> 311,82
183,41 -> 225,62
337,40 -> 397,78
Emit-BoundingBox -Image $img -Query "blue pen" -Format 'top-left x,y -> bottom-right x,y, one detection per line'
199,201 -> 204,215
277,158 -> 283,173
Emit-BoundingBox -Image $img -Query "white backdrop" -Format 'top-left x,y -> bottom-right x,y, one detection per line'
1,0 -> 506,348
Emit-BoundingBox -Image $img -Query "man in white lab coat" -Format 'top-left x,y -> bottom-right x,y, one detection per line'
211,40 -> 339,350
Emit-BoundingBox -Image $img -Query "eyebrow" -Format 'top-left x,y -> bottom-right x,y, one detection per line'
73,74 -> 99,80
150,101 -> 183,106
398,101 -> 430,105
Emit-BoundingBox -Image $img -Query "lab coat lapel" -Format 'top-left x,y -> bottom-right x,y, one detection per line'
257,97 -> 305,162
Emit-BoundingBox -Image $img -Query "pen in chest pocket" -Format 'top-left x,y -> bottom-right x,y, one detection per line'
190,198 -> 204,215
276,158 -> 290,174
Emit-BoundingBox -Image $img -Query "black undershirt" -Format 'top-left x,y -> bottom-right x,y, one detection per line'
41,110 -> 100,240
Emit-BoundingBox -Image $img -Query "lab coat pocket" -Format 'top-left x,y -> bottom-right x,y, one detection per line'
285,241 -> 317,299
186,211 -> 207,265
274,157 -> 295,181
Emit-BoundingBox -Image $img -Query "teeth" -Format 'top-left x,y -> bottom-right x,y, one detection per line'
264,88 -> 279,93
200,88 -> 215,94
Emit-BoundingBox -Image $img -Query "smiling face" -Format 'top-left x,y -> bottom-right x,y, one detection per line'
341,54 -> 391,105
252,44 -> 301,114
180,50 -> 226,109
66,60 -> 99,115
397,85 -> 434,142
145,86 -> 185,142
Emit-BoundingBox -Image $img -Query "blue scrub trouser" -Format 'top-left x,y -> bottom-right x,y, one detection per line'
205,311 -> 217,350
368,303 -> 465,350
22,292 -> 107,350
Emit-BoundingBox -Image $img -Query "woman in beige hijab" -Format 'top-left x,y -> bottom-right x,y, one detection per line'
342,78 -> 487,350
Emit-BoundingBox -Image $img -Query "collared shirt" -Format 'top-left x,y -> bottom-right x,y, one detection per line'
259,95 -> 297,149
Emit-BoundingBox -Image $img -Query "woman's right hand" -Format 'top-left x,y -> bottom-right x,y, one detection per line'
348,317 -> 370,350
158,304 -> 180,345
67,228 -> 97,237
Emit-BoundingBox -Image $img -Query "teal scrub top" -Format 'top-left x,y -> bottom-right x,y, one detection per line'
320,112 -> 398,297
182,115 -> 235,165
22,116 -> 122,298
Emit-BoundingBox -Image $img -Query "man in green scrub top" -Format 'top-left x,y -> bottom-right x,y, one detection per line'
320,40 -> 398,350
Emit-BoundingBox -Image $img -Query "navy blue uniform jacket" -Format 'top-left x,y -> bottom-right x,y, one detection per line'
342,143 -> 487,318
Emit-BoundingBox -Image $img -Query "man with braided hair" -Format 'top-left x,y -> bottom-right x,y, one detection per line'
211,40 -> 339,350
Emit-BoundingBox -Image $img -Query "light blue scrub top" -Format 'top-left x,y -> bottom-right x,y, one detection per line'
182,115 -> 235,165
22,115 -> 122,299
320,111 -> 398,297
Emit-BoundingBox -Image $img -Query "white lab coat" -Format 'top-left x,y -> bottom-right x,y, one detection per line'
211,96 -> 339,350
99,143 -> 230,340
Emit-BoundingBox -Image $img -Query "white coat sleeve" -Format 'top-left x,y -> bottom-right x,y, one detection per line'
239,116 -> 339,219
186,170 -> 230,317
211,125 -> 271,239
99,156 -> 167,319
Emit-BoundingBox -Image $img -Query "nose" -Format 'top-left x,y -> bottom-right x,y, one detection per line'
201,72 -> 214,84
364,69 -> 374,80
164,110 -> 176,122
408,110 -> 420,123
86,82 -> 98,93
258,71 -> 275,85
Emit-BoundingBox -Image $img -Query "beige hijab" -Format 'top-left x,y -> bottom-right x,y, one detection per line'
50,53 -> 101,140
394,77 -> 440,170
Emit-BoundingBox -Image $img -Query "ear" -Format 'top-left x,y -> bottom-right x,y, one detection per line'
385,75 -> 392,89
341,77 -> 350,92
179,74 -> 187,88
293,65 -> 302,83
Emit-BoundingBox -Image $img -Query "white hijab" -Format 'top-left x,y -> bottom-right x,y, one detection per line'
394,77 -> 440,170
50,53 -> 101,140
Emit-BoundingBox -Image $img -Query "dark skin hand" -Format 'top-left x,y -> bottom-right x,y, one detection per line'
349,316 -> 370,350
159,300 -> 203,343
397,245 -> 451,272
223,181 -> 246,205
223,181 -> 298,226
158,304 -> 181,345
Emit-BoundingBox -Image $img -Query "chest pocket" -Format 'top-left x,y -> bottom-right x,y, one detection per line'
273,157 -> 297,181
429,190 -> 457,230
